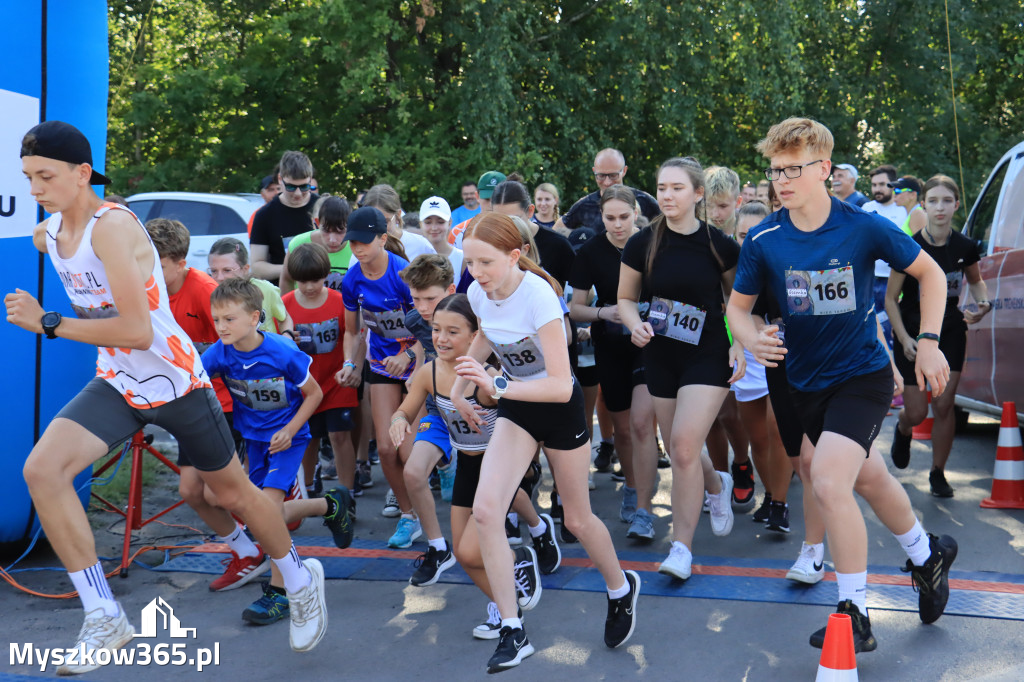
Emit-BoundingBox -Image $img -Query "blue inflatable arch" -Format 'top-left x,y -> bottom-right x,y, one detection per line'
0,2 -> 109,550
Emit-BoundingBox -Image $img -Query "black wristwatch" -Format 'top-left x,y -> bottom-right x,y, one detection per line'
41,311 -> 62,339
405,348 -> 416,361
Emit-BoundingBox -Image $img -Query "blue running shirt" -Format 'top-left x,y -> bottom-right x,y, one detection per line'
202,332 -> 313,441
733,197 -> 921,392
341,252 -> 416,379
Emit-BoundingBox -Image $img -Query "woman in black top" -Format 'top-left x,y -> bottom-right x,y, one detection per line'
618,157 -> 745,580
568,185 -> 659,540
885,175 -> 991,497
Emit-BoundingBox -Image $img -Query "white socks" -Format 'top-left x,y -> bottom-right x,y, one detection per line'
836,570 -> 868,612
218,523 -> 261,559
894,520 -> 932,567
271,544 -> 311,593
69,563 -> 119,617
607,571 -> 630,599
528,518 -> 547,538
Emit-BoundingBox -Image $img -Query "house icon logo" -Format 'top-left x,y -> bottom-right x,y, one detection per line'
134,597 -> 197,639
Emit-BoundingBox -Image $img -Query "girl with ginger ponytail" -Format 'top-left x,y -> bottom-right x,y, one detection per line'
452,212 -> 640,672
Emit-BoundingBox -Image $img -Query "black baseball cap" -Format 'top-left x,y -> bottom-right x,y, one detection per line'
346,206 -> 389,243
20,120 -> 111,185
888,177 -> 922,194
259,175 -> 277,191
567,227 -> 596,252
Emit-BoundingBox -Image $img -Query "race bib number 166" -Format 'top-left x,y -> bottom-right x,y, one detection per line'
786,266 -> 855,316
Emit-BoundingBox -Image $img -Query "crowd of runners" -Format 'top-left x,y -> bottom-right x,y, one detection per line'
8,115 -> 986,674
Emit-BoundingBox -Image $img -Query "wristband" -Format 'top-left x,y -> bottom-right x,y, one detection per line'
391,414 -> 408,425
343,361 -> 357,370
978,300 -> 990,306
916,332 -> 940,343
596,307 -> 603,321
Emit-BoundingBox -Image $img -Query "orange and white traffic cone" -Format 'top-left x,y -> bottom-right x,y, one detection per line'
815,613 -> 858,681
981,401 -> 1024,509
912,391 -> 933,440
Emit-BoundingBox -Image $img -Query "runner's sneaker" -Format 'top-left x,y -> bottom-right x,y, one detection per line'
285,476 -> 308,531
752,493 -> 772,523
560,521 -> 578,544
702,493 -> 710,514
657,452 -> 671,469
322,486 -> 354,549
929,468 -> 954,498
658,542 -> 692,581
514,545 -> 542,611
731,460 -> 755,507
288,558 -> 328,652
593,441 -> 615,472
55,604 -> 135,675
388,516 -> 422,549
766,501 -> 790,533
357,460 -> 373,490
242,583 -> 290,625
382,488 -> 400,518
209,549 -> 269,592
438,453 -> 458,503
620,486 -> 637,523
611,466 -> 626,482
318,442 -> 337,480
473,603 -> 523,640
809,600 -> 876,652
891,425 -> 912,469
627,508 -> 655,541
604,570 -> 641,648
902,533 -> 958,623
486,626 -> 534,673
589,470 -> 596,491
368,438 -> 379,465
505,515 -> 523,546
707,471 -> 734,536
409,545 -> 457,586
531,513 -> 561,574
786,542 -> 825,584
429,468 -> 441,491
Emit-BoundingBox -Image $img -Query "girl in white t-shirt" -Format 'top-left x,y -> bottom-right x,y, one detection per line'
452,213 -> 640,672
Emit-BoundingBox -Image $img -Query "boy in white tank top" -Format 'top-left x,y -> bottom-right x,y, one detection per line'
6,121 -> 328,674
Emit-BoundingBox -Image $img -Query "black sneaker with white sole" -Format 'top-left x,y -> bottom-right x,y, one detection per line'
766,501 -> 790,533
409,545 -> 457,587
505,516 -> 523,546
513,546 -> 542,610
604,570 -> 641,648
531,513 -> 561,574
891,425 -> 912,469
486,626 -> 534,673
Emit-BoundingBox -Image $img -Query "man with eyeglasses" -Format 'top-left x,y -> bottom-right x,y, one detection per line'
727,117 -> 956,656
250,150 -> 319,285
554,148 -> 660,236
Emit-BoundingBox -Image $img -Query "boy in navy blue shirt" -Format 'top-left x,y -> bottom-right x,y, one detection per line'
726,118 -> 958,653
203,278 -> 353,625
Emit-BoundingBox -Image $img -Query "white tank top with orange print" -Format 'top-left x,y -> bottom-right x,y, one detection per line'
45,203 -> 211,408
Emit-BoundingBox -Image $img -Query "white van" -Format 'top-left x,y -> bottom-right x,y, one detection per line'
957,141 -> 1024,418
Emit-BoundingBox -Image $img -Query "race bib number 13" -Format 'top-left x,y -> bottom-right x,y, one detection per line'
786,267 -> 855,316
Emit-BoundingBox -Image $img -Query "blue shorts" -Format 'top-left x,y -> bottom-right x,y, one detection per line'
414,414 -> 453,465
247,436 -> 311,492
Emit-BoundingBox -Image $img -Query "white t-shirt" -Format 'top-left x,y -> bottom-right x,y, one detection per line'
862,201 -> 909,278
445,247 -> 464,279
401,231 -> 437,261
468,271 -> 566,381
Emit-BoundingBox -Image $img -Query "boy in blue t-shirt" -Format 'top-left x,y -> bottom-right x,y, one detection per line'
203,278 -> 353,625
726,118 -> 958,654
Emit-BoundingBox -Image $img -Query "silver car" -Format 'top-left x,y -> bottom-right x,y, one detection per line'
127,192 -> 264,272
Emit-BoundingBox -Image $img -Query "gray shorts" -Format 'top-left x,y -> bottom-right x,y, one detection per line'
56,378 -> 235,472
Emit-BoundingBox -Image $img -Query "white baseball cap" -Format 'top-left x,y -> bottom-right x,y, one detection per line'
419,196 -> 451,221
835,163 -> 859,180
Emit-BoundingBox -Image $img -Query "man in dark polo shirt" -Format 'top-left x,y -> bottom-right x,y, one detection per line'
554,148 -> 660,235
250,150 -> 319,284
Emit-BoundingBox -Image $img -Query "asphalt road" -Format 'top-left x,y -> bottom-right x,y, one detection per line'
2,411 -> 1023,681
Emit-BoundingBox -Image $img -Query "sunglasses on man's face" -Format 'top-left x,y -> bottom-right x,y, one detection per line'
284,182 -> 311,193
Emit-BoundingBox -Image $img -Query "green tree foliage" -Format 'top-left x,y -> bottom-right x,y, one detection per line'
107,0 -> 1023,210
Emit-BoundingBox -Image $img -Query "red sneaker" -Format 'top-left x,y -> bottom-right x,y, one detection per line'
284,475 -> 308,532
208,550 -> 270,592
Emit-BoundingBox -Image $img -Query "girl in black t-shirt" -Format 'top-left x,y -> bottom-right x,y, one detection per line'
885,175 -> 991,497
568,185 -> 659,540
618,157 -> 745,581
